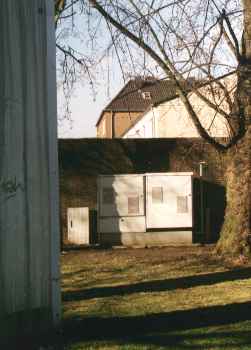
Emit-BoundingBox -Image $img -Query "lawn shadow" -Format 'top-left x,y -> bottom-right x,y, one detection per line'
122,329 -> 251,349
63,301 -> 251,348
63,267 -> 251,302
62,268 -> 90,278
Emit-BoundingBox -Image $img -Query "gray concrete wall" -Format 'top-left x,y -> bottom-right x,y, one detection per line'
99,231 -> 193,247
0,0 -> 60,342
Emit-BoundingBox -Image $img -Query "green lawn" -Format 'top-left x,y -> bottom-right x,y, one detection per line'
60,246 -> 251,350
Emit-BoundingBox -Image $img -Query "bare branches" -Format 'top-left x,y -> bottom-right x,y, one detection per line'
89,1 -> 166,72
57,0 -> 246,151
57,43 -> 85,66
222,9 -> 241,61
55,0 -> 80,27
222,26 -> 239,59
89,0 -> 241,151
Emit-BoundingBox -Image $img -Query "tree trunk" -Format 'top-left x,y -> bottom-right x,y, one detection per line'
216,127 -> 251,256
216,1 -> 251,257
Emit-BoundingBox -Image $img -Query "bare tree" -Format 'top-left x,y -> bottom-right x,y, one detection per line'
56,0 -> 251,258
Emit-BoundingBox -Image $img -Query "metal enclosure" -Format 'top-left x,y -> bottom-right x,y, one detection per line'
146,174 -> 192,229
67,208 -> 90,245
98,173 -> 225,246
99,175 -> 146,234
0,0 -> 60,343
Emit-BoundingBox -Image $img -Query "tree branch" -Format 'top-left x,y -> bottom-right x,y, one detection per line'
222,9 -> 241,62
89,0 -> 234,151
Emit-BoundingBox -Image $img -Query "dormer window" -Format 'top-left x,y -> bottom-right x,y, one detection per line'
142,91 -> 151,100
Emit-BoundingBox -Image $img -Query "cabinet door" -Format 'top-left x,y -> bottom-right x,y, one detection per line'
146,175 -> 192,229
99,175 -> 145,217
67,208 -> 89,244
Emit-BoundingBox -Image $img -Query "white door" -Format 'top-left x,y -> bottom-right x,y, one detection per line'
67,207 -> 89,244
146,175 -> 193,229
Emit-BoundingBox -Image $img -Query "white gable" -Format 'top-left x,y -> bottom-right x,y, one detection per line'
123,75 -> 235,139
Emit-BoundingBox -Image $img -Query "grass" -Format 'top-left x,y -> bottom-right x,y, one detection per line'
59,246 -> 251,350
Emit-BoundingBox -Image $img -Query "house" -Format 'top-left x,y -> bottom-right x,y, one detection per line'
96,77 -> 181,138
0,0 -> 60,344
123,73 -> 235,139
96,73 -> 235,139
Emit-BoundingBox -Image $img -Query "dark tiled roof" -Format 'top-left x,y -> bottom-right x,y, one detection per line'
105,77 -> 178,111
96,77 -> 179,126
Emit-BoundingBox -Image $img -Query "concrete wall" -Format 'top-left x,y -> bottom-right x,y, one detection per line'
59,138 -> 226,245
0,0 -> 60,343
100,231 -> 193,247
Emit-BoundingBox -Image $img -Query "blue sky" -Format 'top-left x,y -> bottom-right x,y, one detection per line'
56,7 -> 125,139
57,53 -> 124,138
57,79 -> 121,138
56,1 -> 239,139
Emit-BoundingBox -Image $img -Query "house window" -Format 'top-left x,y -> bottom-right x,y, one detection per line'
103,188 -> 114,204
142,91 -> 151,100
152,187 -> 163,204
128,196 -> 140,214
177,196 -> 188,213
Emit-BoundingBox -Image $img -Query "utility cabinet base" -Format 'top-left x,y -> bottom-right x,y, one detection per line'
97,172 -> 225,247
100,231 -> 193,247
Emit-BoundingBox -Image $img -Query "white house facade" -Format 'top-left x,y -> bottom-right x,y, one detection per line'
123,75 -> 235,139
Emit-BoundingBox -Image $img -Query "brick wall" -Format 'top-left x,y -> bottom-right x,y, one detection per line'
96,112 -> 112,138
96,111 -> 142,138
114,112 -> 141,137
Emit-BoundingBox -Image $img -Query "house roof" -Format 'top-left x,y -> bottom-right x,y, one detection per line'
96,77 -> 179,126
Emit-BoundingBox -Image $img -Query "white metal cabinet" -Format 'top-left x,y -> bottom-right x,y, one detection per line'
99,175 -> 145,217
99,216 -> 146,233
98,175 -> 146,233
146,174 -> 193,229
67,207 -> 89,244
